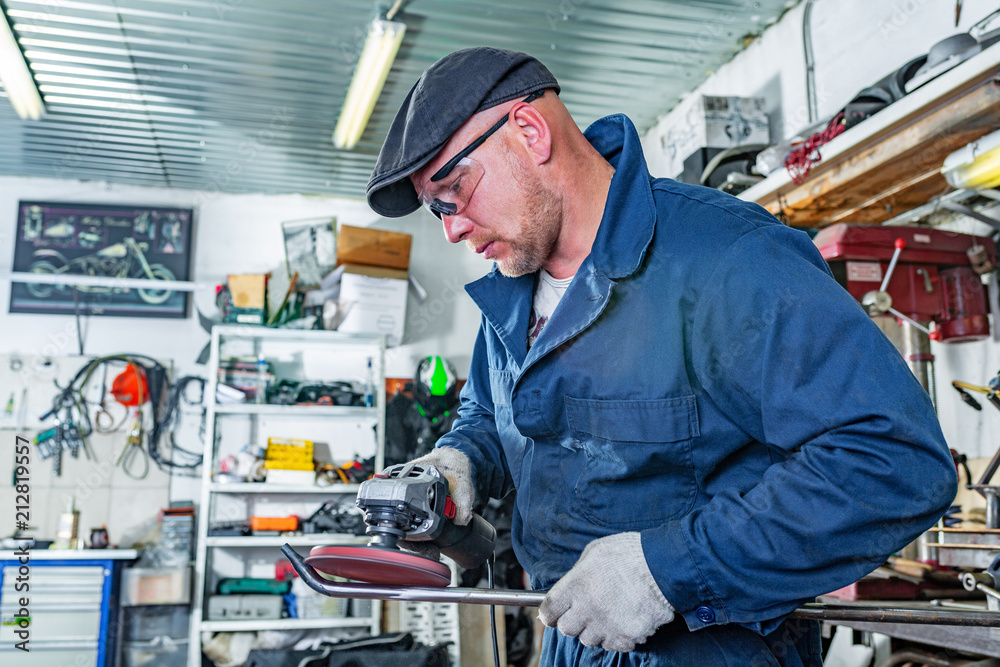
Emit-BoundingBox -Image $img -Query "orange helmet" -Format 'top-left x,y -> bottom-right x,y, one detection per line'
112,364 -> 148,406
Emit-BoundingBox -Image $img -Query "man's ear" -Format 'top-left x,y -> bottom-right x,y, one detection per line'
510,103 -> 552,166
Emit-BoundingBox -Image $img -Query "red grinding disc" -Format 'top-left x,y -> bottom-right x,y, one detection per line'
305,545 -> 452,587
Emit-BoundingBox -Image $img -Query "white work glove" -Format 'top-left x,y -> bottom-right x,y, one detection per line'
399,446 -> 477,561
410,445 -> 476,525
539,532 -> 675,653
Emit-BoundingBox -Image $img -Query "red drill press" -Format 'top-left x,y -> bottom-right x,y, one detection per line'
814,224 -> 996,396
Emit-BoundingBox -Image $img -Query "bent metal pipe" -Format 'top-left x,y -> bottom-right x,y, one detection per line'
282,544 -> 1000,628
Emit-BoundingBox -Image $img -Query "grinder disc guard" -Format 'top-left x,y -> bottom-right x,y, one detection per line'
305,545 -> 452,587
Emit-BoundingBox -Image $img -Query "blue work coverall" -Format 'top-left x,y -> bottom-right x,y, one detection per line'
435,114 -> 957,666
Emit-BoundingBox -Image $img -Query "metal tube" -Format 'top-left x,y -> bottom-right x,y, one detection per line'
282,545 -> 1000,627
976,444 -> 1000,488
985,488 -> 1000,529
900,321 -> 935,408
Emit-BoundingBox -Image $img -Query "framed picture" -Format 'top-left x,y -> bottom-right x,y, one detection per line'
9,201 -> 194,318
281,217 -> 337,290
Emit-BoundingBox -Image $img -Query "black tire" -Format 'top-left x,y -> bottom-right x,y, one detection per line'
137,264 -> 176,305
26,261 -> 61,298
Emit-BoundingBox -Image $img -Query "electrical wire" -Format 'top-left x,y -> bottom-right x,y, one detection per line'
385,0 -> 408,20
487,552 -> 500,667
40,353 -> 170,479
148,376 -> 206,473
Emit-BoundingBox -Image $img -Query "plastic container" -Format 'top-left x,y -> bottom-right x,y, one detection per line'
121,639 -> 188,667
206,594 -> 283,621
291,578 -> 347,619
121,567 -> 191,606
121,604 -> 190,641
350,598 -> 373,618
299,593 -> 348,619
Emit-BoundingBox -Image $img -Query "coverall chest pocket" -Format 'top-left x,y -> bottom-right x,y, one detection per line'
565,395 -> 700,530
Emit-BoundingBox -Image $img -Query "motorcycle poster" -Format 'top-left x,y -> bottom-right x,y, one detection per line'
10,201 -> 193,318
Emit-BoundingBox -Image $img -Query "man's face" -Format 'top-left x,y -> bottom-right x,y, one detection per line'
410,114 -> 562,278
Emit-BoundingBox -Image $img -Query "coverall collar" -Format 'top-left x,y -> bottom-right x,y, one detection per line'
465,114 -> 657,365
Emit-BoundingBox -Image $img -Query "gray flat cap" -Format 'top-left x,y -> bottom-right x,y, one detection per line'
366,47 -> 559,218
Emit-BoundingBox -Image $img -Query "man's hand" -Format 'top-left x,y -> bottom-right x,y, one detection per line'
538,532 -> 675,652
410,446 -> 475,525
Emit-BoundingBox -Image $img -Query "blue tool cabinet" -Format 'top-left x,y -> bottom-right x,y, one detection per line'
0,549 -> 137,666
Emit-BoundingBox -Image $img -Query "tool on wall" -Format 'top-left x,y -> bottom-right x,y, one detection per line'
34,354 -> 168,477
814,224 -> 997,407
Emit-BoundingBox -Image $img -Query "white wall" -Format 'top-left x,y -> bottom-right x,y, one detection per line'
640,0 -> 1000,463
642,0 -> 1000,176
0,175 -> 490,532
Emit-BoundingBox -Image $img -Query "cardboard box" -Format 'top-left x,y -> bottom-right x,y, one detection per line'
225,274 -> 267,325
336,224 -> 411,270
335,264 -> 408,346
121,566 -> 191,606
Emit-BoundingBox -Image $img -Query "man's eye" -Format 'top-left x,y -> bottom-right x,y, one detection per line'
449,179 -> 463,194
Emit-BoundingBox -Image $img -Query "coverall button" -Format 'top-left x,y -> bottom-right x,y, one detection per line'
695,606 -> 716,623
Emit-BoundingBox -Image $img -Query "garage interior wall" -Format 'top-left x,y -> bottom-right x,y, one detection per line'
0,174 -> 489,537
641,0 -> 1000,464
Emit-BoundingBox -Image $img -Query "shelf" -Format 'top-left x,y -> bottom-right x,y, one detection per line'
200,617 -> 374,632
205,534 -> 368,548
210,483 -> 362,494
213,404 -> 378,418
214,325 -> 386,345
739,40 -> 1000,227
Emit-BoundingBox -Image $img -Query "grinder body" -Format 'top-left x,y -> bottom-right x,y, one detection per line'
356,462 -> 496,570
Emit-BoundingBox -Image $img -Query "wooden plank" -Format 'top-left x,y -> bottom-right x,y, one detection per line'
460,604 -> 507,667
760,81 -> 1000,227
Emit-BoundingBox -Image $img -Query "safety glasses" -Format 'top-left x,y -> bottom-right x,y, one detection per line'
418,90 -> 543,220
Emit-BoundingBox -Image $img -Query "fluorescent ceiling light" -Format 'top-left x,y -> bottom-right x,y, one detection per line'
0,9 -> 43,119
942,128 -> 1000,191
332,18 -> 405,150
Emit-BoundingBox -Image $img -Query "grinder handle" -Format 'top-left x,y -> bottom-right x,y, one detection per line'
433,511 -> 497,570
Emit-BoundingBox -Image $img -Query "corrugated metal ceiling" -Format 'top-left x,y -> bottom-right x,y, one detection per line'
0,0 -> 793,200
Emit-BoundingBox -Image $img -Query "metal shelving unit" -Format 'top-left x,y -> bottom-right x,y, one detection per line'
188,326 -> 386,667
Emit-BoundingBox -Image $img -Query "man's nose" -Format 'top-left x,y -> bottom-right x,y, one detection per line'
442,214 -> 474,244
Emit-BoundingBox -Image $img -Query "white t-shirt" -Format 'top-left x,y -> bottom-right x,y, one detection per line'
527,269 -> 574,348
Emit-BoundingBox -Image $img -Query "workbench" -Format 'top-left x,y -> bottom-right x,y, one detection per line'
819,597 -> 1000,660
0,548 -> 138,667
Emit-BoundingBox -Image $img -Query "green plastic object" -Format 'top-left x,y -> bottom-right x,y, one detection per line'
217,578 -> 290,595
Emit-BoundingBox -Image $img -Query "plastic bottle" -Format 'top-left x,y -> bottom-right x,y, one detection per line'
364,357 -> 375,408
256,353 -> 268,404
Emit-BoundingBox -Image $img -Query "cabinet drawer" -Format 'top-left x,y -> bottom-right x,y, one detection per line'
0,641 -> 98,667
2,565 -> 106,592
1,585 -> 103,607
0,605 -> 101,642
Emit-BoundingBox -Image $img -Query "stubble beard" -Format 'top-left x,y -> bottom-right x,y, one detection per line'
492,148 -> 563,278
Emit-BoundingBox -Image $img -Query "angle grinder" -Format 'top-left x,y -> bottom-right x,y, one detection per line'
304,462 -> 497,587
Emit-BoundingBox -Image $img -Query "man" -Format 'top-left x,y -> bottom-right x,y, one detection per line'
366,48 -> 956,666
